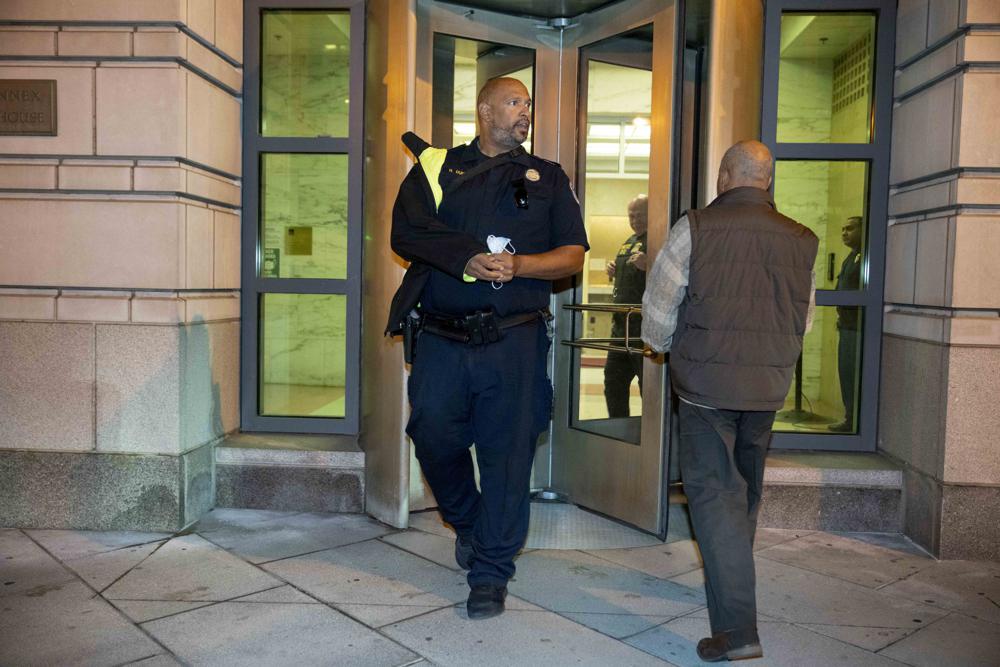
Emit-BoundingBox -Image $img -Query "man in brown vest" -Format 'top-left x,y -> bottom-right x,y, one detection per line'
642,141 -> 817,662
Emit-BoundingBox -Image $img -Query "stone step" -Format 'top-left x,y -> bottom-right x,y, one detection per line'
760,451 -> 903,533
214,433 -> 365,513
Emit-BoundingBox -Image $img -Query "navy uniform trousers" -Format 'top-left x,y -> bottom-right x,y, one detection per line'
678,400 -> 775,644
406,320 -> 552,587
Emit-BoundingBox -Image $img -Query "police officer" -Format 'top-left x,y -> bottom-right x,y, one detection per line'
386,77 -> 588,619
603,194 -> 648,418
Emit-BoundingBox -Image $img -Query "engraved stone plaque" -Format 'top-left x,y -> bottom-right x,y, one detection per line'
0,80 -> 57,136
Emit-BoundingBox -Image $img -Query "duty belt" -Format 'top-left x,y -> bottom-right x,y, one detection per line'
419,308 -> 549,346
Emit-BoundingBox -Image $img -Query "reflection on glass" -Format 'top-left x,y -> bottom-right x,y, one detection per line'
262,10 -> 350,137
777,13 -> 875,143
260,293 -> 346,418
431,34 -> 534,150
774,306 -> 862,434
573,348 -> 642,444
573,26 -> 653,439
260,153 -> 348,279
773,160 -> 868,291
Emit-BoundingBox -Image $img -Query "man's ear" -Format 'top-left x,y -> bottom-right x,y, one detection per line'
478,102 -> 492,125
717,168 -> 729,193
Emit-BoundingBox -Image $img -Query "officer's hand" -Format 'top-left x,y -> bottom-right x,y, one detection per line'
464,253 -> 504,281
492,253 -> 518,283
605,261 -> 616,280
627,251 -> 648,272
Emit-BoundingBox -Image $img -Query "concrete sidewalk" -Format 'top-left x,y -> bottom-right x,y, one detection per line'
2,508 -> 998,666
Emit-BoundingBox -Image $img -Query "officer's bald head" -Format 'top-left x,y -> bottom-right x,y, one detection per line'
476,77 -> 532,155
717,140 -> 774,194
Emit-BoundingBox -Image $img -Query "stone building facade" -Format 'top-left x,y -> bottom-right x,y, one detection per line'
0,0 -> 997,559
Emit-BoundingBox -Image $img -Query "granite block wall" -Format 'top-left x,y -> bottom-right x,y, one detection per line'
0,0 -> 243,530
881,0 -> 1000,560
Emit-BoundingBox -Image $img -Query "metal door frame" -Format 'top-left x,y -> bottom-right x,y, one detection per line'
241,0 -> 366,434
761,0 -> 896,451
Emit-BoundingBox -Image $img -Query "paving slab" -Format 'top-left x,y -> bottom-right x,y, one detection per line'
754,527 -> 813,551
755,556 -> 946,629
797,622 -> 915,652
112,599 -> 216,623
668,567 -> 705,591
757,531 -> 935,589
382,604 -> 670,666
381,530 -> 460,571
102,534 -> 281,602
509,549 -> 703,638
627,614 -> 906,666
197,510 -> 395,564
879,611 -> 1000,667
128,655 -> 184,666
194,508 -> 299,530
143,600 -> 419,667
583,539 -> 703,580
233,584 -> 321,604
0,529 -> 78,598
62,540 -> 165,591
262,539 -> 468,627
833,531 -> 931,557
878,559 -> 1000,624
25,529 -> 171,560
0,578 -> 162,666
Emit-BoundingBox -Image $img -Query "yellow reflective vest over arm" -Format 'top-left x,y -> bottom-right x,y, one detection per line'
412,143 -> 475,283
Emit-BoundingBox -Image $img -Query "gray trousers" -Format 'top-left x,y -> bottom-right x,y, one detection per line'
678,401 -> 775,642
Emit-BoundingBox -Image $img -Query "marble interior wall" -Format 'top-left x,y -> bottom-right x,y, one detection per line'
262,293 -> 346,388
261,153 -> 349,280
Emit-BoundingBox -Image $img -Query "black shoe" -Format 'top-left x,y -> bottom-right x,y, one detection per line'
466,585 -> 507,620
455,535 -> 474,571
696,632 -> 763,662
828,420 -> 854,433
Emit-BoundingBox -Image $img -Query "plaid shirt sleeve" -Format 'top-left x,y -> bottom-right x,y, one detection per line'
641,215 -> 691,353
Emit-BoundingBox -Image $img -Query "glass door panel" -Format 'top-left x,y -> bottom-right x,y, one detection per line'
776,13 -> 875,143
571,26 -> 653,442
771,160 -> 869,435
773,160 -> 869,291
775,305 -> 863,434
261,10 -> 351,137
260,153 -> 349,280
260,293 -> 347,417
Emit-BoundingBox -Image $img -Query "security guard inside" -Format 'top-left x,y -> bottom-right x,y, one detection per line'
386,77 -> 588,619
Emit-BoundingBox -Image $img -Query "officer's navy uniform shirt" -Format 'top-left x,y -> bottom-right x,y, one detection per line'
420,139 -> 589,318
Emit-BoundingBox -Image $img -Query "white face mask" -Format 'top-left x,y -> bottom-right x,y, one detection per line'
486,235 -> 516,290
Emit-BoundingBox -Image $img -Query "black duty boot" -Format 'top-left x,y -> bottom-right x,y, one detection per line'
455,534 -> 474,571
696,631 -> 763,662
466,585 -> 507,620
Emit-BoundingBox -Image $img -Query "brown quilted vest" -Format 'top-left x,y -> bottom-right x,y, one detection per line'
670,186 -> 818,411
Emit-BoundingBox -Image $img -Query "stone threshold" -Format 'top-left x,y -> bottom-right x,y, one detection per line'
764,451 -> 902,488
215,432 -> 363,469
